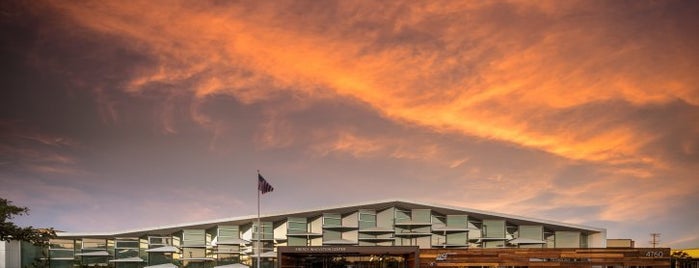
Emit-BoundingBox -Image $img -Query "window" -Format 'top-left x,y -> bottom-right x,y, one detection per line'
288,217 -> 308,234
81,238 -> 106,250
323,213 -> 342,227
182,229 -> 206,246
253,222 -> 274,240
116,239 -> 139,249
148,236 -> 172,245
49,239 -> 74,250
359,210 -> 377,229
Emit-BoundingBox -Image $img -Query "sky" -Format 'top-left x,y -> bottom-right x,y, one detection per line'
1,0 -> 698,249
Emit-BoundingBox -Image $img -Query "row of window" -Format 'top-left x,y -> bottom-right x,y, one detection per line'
51,208 -> 592,256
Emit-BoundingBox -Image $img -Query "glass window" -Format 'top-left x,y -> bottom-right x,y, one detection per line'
81,238 -> 106,250
148,236 -> 172,245
50,250 -> 74,259
116,239 -> 139,249
116,248 -> 139,259
323,213 -> 342,227
49,239 -> 75,250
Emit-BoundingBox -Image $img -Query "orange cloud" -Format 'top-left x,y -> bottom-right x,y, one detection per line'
43,0 -> 697,170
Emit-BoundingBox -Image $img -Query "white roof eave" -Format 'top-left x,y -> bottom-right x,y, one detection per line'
57,199 -> 605,238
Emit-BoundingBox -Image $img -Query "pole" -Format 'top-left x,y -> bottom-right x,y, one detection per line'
257,174 -> 261,268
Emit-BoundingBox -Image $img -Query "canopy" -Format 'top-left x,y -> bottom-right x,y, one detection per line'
248,251 -> 278,258
109,257 -> 145,263
214,263 -> 250,268
145,246 -> 179,253
508,238 -> 547,244
216,238 -> 251,245
144,264 -> 177,268
75,251 -> 110,256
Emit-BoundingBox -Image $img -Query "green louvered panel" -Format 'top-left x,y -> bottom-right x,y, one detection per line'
395,209 -> 411,224
288,217 -> 308,234
446,215 -> 468,228
412,209 -> 431,223
359,210 -> 376,229
218,226 -> 239,240
287,237 -> 307,246
446,232 -> 468,245
555,231 -> 581,248
323,213 -> 342,227
377,208 -> 395,228
252,222 -> 273,240
182,229 -> 205,246
518,225 -> 543,240
323,230 -> 341,241
482,220 -> 505,238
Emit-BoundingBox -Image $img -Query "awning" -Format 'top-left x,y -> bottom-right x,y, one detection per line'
394,221 -> 431,226
394,232 -> 432,236
144,264 -> 178,268
248,251 -> 278,258
358,227 -> 394,233
508,238 -> 547,244
75,251 -> 110,256
357,237 -> 395,241
181,257 -> 215,262
216,238 -> 250,245
146,246 -> 179,253
109,257 -> 145,263
321,225 -> 358,230
285,232 -> 323,237
321,239 -> 357,245
432,227 -> 472,232
214,263 -> 250,268
475,237 -> 507,241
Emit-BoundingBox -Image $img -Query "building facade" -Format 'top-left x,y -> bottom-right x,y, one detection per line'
3,200 -> 671,267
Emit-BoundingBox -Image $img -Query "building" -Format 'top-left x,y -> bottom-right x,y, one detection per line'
3,200 -> 670,267
607,239 -> 636,248
672,248 -> 699,268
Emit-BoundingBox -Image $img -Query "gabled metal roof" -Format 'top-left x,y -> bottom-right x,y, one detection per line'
57,199 -> 605,238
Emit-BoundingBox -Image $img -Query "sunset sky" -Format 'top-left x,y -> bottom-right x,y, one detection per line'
1,0 -> 698,248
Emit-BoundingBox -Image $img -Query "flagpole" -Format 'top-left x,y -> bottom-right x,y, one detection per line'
257,170 -> 261,268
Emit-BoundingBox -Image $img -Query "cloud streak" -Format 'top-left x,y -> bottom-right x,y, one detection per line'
41,0 -> 698,170
3,0 -> 697,248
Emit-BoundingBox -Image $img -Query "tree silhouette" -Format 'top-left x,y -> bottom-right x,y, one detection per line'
0,197 -> 56,246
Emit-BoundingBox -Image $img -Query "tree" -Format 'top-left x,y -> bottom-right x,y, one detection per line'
0,197 -> 56,247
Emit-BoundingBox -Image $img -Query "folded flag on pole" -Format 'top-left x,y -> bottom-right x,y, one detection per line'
258,173 -> 274,194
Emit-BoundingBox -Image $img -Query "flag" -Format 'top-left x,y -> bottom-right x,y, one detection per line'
258,173 -> 274,194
